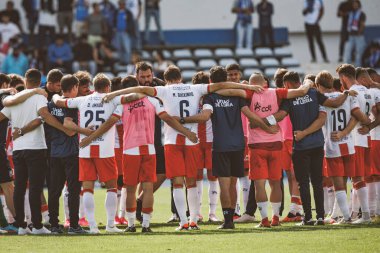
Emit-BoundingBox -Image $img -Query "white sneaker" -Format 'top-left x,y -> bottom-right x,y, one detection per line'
0,229 -> 7,234
352,218 -> 371,225
234,213 -> 256,223
89,226 -> 100,234
31,226 -> 51,235
18,227 -> 32,235
208,214 -> 220,222
106,225 -> 122,233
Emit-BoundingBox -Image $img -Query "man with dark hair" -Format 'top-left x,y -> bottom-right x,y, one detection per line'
47,35 -> 73,72
72,35 -> 97,76
257,0 -> 274,47
226,63 -> 242,83
337,0 -> 353,62
232,0 -> 254,49
74,71 -> 92,96
45,69 -> 64,101
144,0 -> 165,45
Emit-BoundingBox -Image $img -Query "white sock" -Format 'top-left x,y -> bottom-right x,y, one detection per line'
79,193 -> 85,219
357,186 -> 370,219
119,187 -> 127,218
196,180 -> 203,216
240,176 -> 251,213
351,189 -> 360,213
323,187 -> 329,215
208,180 -> 219,215
173,188 -> 188,226
375,181 -> 380,215
327,187 -> 335,215
330,197 -> 340,218
367,182 -> 376,216
42,210 -> 49,223
83,192 -> 96,227
116,189 -> 121,218
105,190 -> 118,227
257,201 -> 268,220
142,212 -> 151,228
187,187 -> 199,224
271,202 -> 281,217
24,189 -> 31,225
335,190 -> 350,220
63,186 -> 70,220
126,211 -> 136,227
235,179 -> 241,215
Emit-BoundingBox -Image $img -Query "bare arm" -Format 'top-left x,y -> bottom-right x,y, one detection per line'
120,93 -> 146,104
241,106 -> 279,134
182,109 -> 212,124
79,115 -> 119,148
38,107 -> 75,136
63,117 -> 94,136
357,103 -> 380,135
214,89 -> 248,98
160,113 -> 198,143
286,80 -> 312,99
103,86 -> 155,103
0,112 -> 7,123
331,116 -> 358,141
322,92 -> 350,108
208,82 -> 263,93
12,118 -> 43,140
52,95 -> 69,108
294,112 -> 326,141
3,88 -> 47,107
351,108 -> 371,125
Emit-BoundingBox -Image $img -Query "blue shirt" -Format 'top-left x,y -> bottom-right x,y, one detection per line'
234,0 -> 254,24
116,10 -> 127,32
1,53 -> 29,76
280,89 -> 327,151
75,0 -> 89,21
203,94 -> 246,152
48,43 -> 73,63
48,101 -> 78,157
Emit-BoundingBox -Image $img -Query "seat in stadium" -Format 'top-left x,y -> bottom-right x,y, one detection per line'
235,48 -> 254,57
219,58 -> 237,67
255,47 -> 273,57
194,49 -> 213,58
264,67 -> 279,78
141,51 -> 151,59
274,47 -> 292,57
182,70 -> 197,82
261,58 -> 280,68
215,48 -> 234,58
198,59 -> 218,69
177,59 -> 196,70
162,50 -> 172,59
243,68 -> 262,79
239,58 -> 259,68
281,57 -> 300,67
173,49 -> 192,58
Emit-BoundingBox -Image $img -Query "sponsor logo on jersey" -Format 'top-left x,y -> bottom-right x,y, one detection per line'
293,95 -> 313,106
128,100 -> 145,113
215,99 -> 234,108
50,107 -> 64,117
254,102 -> 272,112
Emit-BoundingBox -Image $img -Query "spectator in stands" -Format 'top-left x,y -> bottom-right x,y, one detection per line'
144,0 -> 165,45
0,1 -> 22,32
22,0 -> 39,38
94,36 -> 117,72
47,35 -> 73,72
2,44 -> 29,76
344,0 -> 366,67
126,52 -> 141,74
99,0 -> 116,42
303,0 -> 329,63
85,3 -> 107,47
72,34 -> 97,76
232,0 -> 254,49
114,1 -> 135,65
363,41 -> 380,68
38,0 -> 56,49
0,13 -> 21,48
127,0 -> 142,52
337,0 -> 353,62
57,0 -> 74,41
257,0 -> 274,48
74,0 -> 89,38
152,50 -> 172,80
30,48 -> 48,74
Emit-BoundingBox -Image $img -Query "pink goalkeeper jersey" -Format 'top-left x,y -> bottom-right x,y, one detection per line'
279,115 -> 293,141
122,97 -> 165,155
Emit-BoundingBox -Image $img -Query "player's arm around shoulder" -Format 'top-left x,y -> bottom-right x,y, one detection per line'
159,112 -> 198,144
3,88 -> 47,107
286,79 -> 313,99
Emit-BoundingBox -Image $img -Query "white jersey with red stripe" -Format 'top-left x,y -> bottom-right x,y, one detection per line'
154,83 -> 209,146
370,87 -> 380,141
198,103 -> 213,143
65,92 -> 123,158
350,84 -> 375,147
323,92 -> 359,158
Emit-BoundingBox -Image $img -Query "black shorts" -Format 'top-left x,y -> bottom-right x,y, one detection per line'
156,147 -> 166,175
212,150 -> 245,178
0,147 -> 13,183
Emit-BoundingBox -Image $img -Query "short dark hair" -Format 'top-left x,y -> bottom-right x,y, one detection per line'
226,63 -> 241,72
365,68 -> 378,76
333,78 -> 343,92
8,74 -> 24,88
25,69 -> 42,87
47,69 -> 64,83
61,74 -> 79,92
304,74 -> 316,83
164,65 -> 182,82
74,71 -> 92,86
209,66 -> 227,83
355,67 -> 369,79
336,64 -> 356,79
0,73 -> 11,85
111,77 -> 123,91
192,71 -> 209,84
93,73 -> 110,91
274,68 -> 287,88
283,71 -> 300,84
353,0 -> 361,8
121,75 -> 139,88
135,61 -> 153,74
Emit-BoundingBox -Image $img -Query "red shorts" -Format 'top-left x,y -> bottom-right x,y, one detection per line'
355,146 -> 371,177
281,139 -> 293,171
122,154 -> 156,186
79,157 -> 118,183
198,142 -> 212,170
322,157 -> 328,177
244,136 -> 249,169
164,144 -> 199,179
249,148 -> 282,181
371,140 -> 380,175
326,155 -> 356,177
114,148 -> 123,176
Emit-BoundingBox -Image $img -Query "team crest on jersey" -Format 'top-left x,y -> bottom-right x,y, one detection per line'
293,95 -> 313,106
215,99 -> 233,108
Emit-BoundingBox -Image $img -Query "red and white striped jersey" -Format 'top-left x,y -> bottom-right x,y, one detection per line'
370,87 -> 380,141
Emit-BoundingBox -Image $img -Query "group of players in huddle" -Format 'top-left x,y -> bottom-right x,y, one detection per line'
0,61 -> 379,235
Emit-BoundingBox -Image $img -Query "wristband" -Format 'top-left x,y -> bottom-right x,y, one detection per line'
343,90 -> 350,96
266,115 -> 277,126
38,116 -> 45,124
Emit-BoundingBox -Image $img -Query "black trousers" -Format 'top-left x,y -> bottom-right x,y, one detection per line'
305,23 -> 328,60
13,149 -> 48,229
339,29 -> 349,59
259,25 -> 274,47
48,156 -> 81,228
292,147 -> 324,221
244,180 -> 257,216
